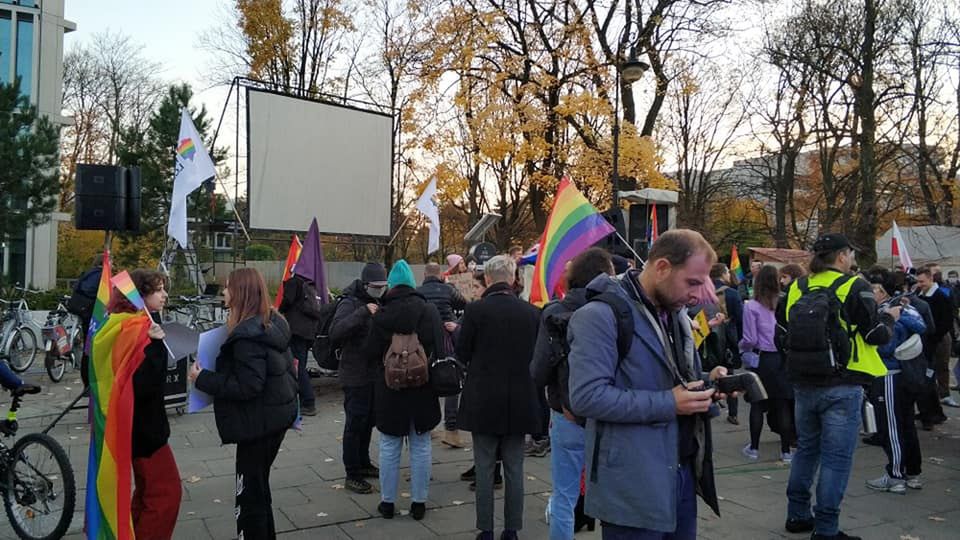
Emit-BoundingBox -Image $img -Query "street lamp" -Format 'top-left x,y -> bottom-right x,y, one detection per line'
611,47 -> 650,210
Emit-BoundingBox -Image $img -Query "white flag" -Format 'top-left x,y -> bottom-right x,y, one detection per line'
415,176 -> 440,254
168,109 -> 217,248
891,220 -> 913,270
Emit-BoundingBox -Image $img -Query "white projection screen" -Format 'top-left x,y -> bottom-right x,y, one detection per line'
247,89 -> 393,236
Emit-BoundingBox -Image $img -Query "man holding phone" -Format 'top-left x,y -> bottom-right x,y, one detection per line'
568,230 -> 729,540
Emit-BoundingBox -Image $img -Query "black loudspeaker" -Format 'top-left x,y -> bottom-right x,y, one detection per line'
628,203 -> 669,248
596,208 -> 630,256
75,164 -> 127,230
125,167 -> 141,232
633,239 -> 650,262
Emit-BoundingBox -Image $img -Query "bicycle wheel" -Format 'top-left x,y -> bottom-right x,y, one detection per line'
8,327 -> 38,373
3,432 -> 76,540
45,353 -> 64,383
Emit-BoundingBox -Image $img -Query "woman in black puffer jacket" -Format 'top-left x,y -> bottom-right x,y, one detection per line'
190,268 -> 298,540
364,260 -> 444,521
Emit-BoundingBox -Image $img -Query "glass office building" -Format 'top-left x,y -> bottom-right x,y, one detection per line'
0,0 -> 74,288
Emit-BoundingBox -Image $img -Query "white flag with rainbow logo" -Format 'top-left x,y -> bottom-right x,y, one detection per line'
168,108 -> 217,248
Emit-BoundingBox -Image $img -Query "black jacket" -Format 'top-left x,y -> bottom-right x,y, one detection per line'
416,276 -> 467,322
364,286 -> 444,436
195,312 -> 298,444
456,282 -> 542,435
530,288 -> 587,415
132,312 -> 170,459
922,285 -> 953,343
330,280 -> 379,387
279,274 -> 323,339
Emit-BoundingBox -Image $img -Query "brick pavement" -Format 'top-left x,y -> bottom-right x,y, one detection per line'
0,365 -> 956,540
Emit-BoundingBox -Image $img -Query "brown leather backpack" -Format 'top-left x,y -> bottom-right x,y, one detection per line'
383,332 -> 430,390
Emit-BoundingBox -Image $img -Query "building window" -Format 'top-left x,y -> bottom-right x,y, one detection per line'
215,233 -> 232,250
0,11 -> 10,85
15,12 -> 31,99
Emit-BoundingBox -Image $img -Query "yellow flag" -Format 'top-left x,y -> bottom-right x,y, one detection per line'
693,310 -> 710,349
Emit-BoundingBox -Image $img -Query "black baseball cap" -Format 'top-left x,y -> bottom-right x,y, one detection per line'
811,233 -> 857,254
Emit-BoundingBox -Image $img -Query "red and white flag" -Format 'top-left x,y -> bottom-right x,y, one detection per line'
891,220 -> 913,270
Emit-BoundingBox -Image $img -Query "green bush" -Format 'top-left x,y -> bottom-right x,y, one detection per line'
244,244 -> 276,261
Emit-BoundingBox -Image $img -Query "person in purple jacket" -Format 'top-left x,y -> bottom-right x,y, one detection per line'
740,264 -> 795,463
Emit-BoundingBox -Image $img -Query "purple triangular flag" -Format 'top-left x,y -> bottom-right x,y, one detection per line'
293,218 -> 329,304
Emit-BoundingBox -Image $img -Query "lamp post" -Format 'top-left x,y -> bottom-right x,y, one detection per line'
611,48 -> 650,210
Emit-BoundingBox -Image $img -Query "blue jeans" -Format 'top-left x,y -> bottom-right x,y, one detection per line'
787,385 -> 863,536
0,362 -> 23,390
600,463 -> 697,540
379,421 -> 432,504
549,411 -> 585,540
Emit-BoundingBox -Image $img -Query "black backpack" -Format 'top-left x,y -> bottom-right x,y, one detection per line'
312,296 -> 345,371
67,268 -> 101,320
785,276 -> 852,378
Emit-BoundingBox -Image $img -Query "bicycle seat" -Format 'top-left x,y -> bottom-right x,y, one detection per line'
12,383 -> 41,397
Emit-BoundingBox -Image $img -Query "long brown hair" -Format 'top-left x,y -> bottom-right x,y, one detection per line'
753,264 -> 781,311
226,268 -> 273,331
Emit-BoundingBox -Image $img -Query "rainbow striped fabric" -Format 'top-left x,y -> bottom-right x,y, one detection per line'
86,312 -> 151,540
110,271 -> 145,311
529,178 -> 615,306
85,251 -> 112,356
730,245 -> 745,283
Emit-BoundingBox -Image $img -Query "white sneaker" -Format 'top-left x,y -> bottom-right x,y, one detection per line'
941,396 -> 960,408
742,444 -> 759,461
866,473 -> 906,494
781,451 -> 794,464
906,475 -> 923,490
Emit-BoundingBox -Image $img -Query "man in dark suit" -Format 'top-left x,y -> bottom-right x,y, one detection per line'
457,255 -> 541,540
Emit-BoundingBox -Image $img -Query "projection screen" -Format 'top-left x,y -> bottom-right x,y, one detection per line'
247,88 -> 393,236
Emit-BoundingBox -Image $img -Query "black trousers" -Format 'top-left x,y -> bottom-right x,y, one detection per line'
915,352 -> 945,424
872,373 -> 922,479
236,430 -> 286,540
289,335 -> 316,408
342,383 -> 375,479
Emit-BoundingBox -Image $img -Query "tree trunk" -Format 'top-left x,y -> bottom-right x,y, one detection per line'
853,0 -> 879,266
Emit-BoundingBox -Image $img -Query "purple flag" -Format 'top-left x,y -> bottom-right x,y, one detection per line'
293,218 -> 329,304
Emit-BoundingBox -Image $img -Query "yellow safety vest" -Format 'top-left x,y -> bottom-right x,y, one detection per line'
785,270 -> 888,378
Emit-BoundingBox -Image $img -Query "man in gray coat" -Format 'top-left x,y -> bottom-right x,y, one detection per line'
568,230 -> 729,539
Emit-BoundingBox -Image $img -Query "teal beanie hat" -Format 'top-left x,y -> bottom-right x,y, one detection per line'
387,259 -> 417,289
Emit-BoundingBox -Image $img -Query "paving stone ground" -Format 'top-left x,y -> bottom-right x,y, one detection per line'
0,359 -> 957,540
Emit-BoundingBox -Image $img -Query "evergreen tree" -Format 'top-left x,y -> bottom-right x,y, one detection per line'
115,83 -> 225,267
0,80 -> 61,244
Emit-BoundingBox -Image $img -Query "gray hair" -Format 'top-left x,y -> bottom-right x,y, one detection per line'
484,255 -> 516,285
424,262 -> 443,277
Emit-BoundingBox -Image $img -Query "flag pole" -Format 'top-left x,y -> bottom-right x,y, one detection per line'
614,231 -> 645,266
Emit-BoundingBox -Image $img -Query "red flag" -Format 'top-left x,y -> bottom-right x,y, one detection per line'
273,235 -> 302,308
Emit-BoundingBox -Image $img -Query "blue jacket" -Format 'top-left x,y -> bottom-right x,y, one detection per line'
568,272 -> 718,531
877,306 -> 925,371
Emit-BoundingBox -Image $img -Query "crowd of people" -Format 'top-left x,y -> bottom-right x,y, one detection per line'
74,227 -> 960,540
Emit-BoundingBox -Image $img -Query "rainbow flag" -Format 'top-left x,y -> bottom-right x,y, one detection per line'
111,271 -> 145,311
730,245 -> 745,283
86,312 -> 152,540
274,234 -> 303,308
648,203 -> 659,248
529,178 -> 615,306
85,251 -> 113,356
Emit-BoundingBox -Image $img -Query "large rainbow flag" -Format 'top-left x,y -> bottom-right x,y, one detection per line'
85,251 -> 112,356
529,178 -> 615,306
730,245 -> 745,283
86,312 -> 152,540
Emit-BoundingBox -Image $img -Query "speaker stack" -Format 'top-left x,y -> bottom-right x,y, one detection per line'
74,164 -> 141,232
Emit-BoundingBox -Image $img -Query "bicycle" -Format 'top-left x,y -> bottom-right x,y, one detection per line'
1,286 -> 40,373
165,296 -> 224,332
41,299 -> 83,384
0,385 -> 76,539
